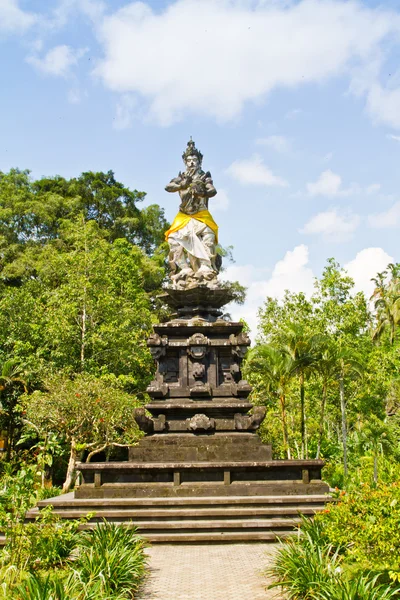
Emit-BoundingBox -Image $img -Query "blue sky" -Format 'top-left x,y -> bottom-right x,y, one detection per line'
2,0 -> 400,333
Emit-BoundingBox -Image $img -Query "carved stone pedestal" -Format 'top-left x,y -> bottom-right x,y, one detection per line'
76,288 -> 328,501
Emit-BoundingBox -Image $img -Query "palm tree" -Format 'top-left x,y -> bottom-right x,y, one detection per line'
246,345 -> 295,459
336,348 -> 364,480
279,324 -> 322,459
0,359 -> 28,461
355,415 -> 392,483
314,343 -> 338,459
371,265 -> 400,346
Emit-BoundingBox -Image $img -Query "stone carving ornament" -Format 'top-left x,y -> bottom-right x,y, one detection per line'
234,406 -> 266,431
147,333 -> 168,360
164,139 -> 222,290
186,413 -> 215,432
134,408 -> 166,434
187,333 -> 210,359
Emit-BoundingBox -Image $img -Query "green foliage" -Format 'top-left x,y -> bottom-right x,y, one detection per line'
8,507 -> 90,571
13,572 -> 72,600
269,515 -> 400,599
70,522 -> 147,599
21,372 -> 143,491
314,483 -> 400,580
0,219 -> 159,386
269,528 -> 343,599
249,258 -> 400,484
0,468 -> 148,599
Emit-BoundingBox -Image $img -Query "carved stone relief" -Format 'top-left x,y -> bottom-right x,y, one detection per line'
234,406 -> 266,431
186,413 -> 215,432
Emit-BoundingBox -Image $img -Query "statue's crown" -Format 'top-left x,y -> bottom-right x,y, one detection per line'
182,138 -> 203,164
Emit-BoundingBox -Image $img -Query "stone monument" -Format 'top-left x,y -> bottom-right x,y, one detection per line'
31,140 -> 329,542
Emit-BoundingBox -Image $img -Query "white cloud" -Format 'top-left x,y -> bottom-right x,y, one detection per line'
368,201 -> 400,228
211,188 -> 229,212
113,94 -> 137,130
306,169 -> 361,197
48,0 -> 105,28
91,0 -> 400,125
364,83 -> 400,130
366,183 -> 381,195
224,244 -> 393,338
307,170 -> 342,196
285,108 -> 303,120
300,208 -> 360,241
26,45 -> 88,77
345,248 -> 393,298
0,0 -> 36,33
223,245 -> 315,337
226,155 -> 288,187
67,89 -> 80,104
387,133 -> 400,142
255,135 -> 290,153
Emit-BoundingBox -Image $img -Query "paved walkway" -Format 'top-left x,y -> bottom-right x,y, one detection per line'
138,543 -> 285,600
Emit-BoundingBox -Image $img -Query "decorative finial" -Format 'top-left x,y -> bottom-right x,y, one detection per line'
182,138 -> 203,164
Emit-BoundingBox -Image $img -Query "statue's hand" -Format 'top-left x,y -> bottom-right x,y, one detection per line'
192,181 -> 206,194
181,176 -> 192,188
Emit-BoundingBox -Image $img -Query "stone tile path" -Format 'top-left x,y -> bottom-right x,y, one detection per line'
138,543 -> 285,600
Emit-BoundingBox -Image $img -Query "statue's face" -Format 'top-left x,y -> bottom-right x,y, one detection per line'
185,155 -> 200,170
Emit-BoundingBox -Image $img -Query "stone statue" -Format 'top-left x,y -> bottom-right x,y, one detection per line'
165,139 -> 221,289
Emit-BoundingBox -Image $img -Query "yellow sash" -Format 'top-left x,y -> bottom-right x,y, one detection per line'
165,210 -> 219,243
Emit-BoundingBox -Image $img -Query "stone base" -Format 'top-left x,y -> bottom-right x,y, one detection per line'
23,491 -> 332,544
128,433 -> 272,462
75,459 -> 328,499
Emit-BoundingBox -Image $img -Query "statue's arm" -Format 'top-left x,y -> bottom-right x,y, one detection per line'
204,172 -> 217,198
165,174 -> 189,193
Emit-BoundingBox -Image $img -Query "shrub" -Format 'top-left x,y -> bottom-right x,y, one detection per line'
316,573 -> 400,600
70,522 -> 147,599
13,572 -> 72,600
269,527 -> 343,599
314,483 -> 400,581
2,506 -> 91,571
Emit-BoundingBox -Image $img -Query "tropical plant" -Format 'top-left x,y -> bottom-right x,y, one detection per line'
245,345 -> 295,458
355,415 -> 393,483
22,373 -> 142,492
278,323 -> 323,458
0,359 -> 27,460
70,522 -> 147,599
371,265 -> 400,346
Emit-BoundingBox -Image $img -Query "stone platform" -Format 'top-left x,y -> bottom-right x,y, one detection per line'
26,492 -> 330,543
28,288 -> 330,542
76,459 -> 327,499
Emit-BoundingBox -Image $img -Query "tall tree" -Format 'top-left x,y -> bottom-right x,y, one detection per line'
245,345 -> 295,459
371,264 -> 400,346
22,373 -> 142,492
278,324 -> 322,459
0,359 -> 27,460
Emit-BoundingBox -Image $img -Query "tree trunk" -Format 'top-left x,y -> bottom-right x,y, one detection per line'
86,443 -> 108,463
373,453 -> 378,484
300,373 -> 305,459
6,419 -> 15,462
80,224 -> 88,370
280,394 -> 291,459
63,437 -> 77,493
339,374 -> 348,481
317,383 -> 327,459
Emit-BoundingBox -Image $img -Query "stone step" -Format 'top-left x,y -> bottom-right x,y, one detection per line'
132,531 -> 295,543
37,493 -> 330,508
113,518 -> 301,530
0,526 -> 297,546
27,505 -> 324,520
28,517 -> 300,530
